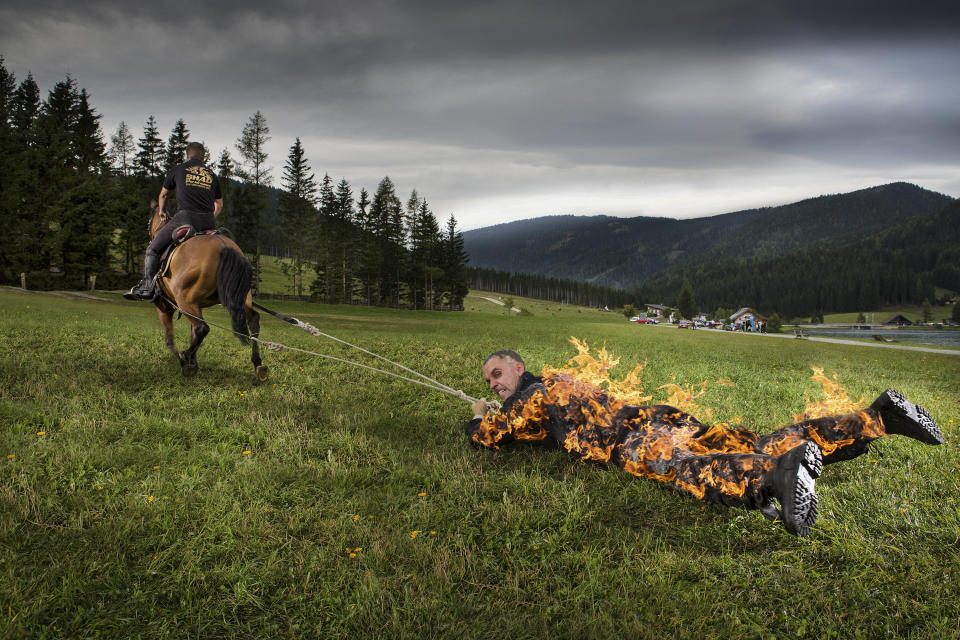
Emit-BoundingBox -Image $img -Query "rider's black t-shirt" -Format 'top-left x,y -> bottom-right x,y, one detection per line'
162,158 -> 222,214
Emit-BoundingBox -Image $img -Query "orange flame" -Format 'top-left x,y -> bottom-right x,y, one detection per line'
794,366 -> 864,422
541,337 -> 651,405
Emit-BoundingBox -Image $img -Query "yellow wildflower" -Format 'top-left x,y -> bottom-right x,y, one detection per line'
417,492 -> 426,497
148,496 -> 155,502
242,450 -> 251,455
36,431 -> 45,436
410,530 -> 421,540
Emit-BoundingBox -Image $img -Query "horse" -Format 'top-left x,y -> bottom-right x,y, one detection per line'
147,200 -> 268,380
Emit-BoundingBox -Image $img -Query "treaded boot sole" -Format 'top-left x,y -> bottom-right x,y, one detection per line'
777,442 -> 822,537
874,389 -> 944,445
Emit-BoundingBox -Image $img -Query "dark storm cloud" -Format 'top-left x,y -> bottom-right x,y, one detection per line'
1,1 -> 958,227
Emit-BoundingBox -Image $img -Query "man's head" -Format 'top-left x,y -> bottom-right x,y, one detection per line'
185,142 -> 205,161
482,349 -> 525,401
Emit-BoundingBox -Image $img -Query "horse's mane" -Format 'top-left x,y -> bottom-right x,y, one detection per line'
146,199 -> 177,236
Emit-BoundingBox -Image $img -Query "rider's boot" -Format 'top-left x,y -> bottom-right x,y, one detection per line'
123,250 -> 161,301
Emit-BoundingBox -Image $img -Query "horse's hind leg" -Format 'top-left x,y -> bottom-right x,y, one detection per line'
180,305 -> 209,377
156,301 -> 180,362
247,301 -> 268,382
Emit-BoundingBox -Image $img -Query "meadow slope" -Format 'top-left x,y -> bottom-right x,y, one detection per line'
1,289 -> 958,639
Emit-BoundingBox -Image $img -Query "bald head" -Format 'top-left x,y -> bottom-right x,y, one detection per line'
482,349 -> 526,401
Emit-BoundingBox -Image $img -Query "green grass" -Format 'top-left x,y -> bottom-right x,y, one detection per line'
2,289 -> 959,638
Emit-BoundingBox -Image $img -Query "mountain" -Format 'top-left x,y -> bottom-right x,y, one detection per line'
463,183 -> 955,290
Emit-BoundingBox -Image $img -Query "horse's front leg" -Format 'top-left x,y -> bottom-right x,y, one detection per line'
155,300 -> 180,362
180,305 -> 209,377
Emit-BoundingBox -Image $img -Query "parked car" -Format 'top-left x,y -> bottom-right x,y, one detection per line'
677,320 -> 693,328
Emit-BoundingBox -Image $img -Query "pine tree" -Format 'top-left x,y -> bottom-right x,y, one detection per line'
234,111 -> 271,292
409,200 -> 441,309
235,111 -> 271,186
0,58 -> 19,281
214,148 -> 236,231
439,215 -> 469,310
277,137 -> 318,296
6,73 -> 43,277
331,178 -> 356,303
364,177 -> 403,305
677,279 -> 697,320
135,115 -> 163,178
73,88 -> 105,172
10,73 -> 40,139
163,118 -> 190,174
108,121 -> 136,176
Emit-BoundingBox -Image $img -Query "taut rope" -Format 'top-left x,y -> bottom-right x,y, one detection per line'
161,296 -> 491,406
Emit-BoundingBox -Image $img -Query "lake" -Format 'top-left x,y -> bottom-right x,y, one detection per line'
803,328 -> 960,348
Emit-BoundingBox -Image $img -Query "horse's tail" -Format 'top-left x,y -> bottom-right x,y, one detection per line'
217,247 -> 252,345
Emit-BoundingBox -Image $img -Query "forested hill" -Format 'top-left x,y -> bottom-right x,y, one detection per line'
642,198 -> 960,319
463,183 -> 954,289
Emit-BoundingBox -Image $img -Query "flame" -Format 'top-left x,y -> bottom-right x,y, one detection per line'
795,366 -> 864,421
541,337 -> 651,405
657,381 -> 714,420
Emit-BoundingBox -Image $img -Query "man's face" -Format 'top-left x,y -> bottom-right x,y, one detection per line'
482,356 -> 525,401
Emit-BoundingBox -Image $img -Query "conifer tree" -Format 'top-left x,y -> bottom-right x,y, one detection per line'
677,279 -> 697,320
73,88 -> 105,172
330,178 -> 356,303
135,115 -> 163,178
439,214 -> 469,310
277,137 -> 318,296
163,118 -> 190,174
108,121 -> 136,176
234,111 -> 271,292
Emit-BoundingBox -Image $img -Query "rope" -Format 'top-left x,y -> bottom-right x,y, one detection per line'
161,295 -> 494,407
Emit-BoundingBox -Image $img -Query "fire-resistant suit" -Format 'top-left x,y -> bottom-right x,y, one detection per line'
466,371 -> 889,510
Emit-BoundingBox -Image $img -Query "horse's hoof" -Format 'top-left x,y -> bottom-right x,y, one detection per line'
181,363 -> 198,377
256,365 -> 269,382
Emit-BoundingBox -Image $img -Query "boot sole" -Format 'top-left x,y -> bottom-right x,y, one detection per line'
780,442 -> 822,537
882,389 -> 944,445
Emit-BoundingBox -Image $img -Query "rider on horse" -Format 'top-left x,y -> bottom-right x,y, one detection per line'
125,141 -> 223,301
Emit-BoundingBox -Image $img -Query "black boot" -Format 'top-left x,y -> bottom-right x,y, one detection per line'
766,442 -> 822,537
123,251 -> 161,301
870,389 -> 944,445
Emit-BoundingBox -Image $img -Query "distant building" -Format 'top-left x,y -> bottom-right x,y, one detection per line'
881,313 -> 913,326
645,304 -> 676,319
730,307 -> 768,331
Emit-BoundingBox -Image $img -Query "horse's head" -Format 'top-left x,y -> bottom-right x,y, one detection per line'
148,199 -> 174,239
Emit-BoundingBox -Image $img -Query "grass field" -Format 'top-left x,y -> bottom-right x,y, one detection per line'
2,288 -> 958,638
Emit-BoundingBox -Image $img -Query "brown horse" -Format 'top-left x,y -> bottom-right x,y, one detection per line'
147,201 -> 268,380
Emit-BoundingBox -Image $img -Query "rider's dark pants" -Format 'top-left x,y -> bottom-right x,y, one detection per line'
147,210 -> 216,254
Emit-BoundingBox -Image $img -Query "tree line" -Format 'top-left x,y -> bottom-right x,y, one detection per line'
466,267 -> 635,308
0,60 -> 470,310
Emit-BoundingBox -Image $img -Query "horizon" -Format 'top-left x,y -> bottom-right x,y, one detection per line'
462,181 -> 957,231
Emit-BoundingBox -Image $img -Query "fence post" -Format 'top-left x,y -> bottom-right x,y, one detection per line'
21,272 -> 26,290
90,274 -> 97,291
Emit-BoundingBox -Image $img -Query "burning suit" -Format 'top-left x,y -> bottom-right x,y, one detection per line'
466,372 -> 892,510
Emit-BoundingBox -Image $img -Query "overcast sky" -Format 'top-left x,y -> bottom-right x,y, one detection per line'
3,0 -> 958,229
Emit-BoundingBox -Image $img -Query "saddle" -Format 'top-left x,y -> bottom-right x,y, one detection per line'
157,226 -> 225,282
